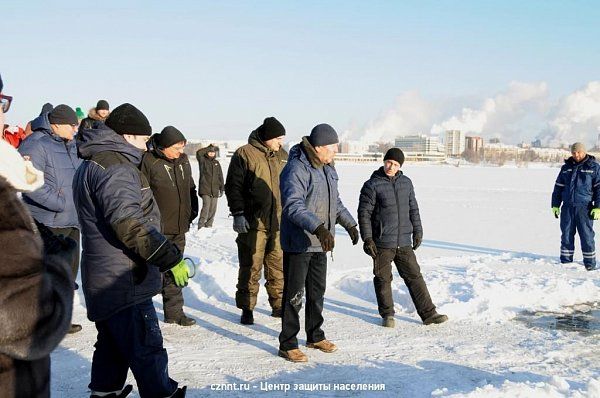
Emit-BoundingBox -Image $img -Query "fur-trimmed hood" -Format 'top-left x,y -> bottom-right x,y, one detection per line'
87,107 -> 109,122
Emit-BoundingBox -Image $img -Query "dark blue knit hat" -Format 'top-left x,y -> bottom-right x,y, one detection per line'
308,124 -> 339,147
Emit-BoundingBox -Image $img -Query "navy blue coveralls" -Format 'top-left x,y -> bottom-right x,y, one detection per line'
551,155 -> 600,268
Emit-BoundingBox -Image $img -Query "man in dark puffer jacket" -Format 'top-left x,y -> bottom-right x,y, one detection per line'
74,103 -> 187,398
358,148 -> 447,328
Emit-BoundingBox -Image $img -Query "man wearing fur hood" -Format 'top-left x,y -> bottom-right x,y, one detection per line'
79,99 -> 110,130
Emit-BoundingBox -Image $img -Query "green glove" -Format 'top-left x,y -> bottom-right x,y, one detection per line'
591,208 -> 600,220
552,207 -> 560,219
170,259 -> 189,287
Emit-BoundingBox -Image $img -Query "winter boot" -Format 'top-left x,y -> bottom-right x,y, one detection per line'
382,316 -> 395,328
423,313 -> 449,325
171,386 -> 187,397
585,263 -> 598,271
278,349 -> 308,363
271,308 -> 282,318
307,339 -> 337,353
68,324 -> 82,334
165,314 -> 196,326
90,384 -> 133,398
240,309 -> 254,325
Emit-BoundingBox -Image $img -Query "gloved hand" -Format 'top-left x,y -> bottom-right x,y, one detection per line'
313,224 -> 335,252
363,237 -> 377,258
552,207 -> 560,219
233,215 -> 250,233
346,225 -> 359,245
170,259 -> 189,287
412,235 -> 422,250
591,208 -> 600,220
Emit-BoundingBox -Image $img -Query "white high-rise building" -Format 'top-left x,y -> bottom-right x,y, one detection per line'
445,130 -> 465,157
395,135 -> 440,153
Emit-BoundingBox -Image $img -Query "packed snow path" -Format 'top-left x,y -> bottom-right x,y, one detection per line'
53,162 -> 600,397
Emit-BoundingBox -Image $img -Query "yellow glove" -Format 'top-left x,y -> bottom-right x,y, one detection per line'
552,207 -> 560,219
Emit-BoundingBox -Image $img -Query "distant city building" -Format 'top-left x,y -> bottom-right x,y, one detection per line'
531,139 -> 542,148
395,135 -> 441,153
339,140 -> 370,154
518,142 -> 531,149
465,136 -> 484,152
445,130 -> 464,157
489,137 -> 501,144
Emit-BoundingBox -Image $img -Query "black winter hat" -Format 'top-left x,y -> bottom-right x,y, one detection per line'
257,117 -> 285,141
308,123 -> 339,147
96,100 -> 109,111
40,103 -> 54,115
384,148 -> 405,166
105,103 -> 152,136
156,126 -> 186,148
48,104 -> 78,125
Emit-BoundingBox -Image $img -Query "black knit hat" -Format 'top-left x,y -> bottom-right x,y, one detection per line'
105,103 -> 152,136
156,126 -> 186,148
384,148 -> 405,166
257,117 -> 285,141
308,124 -> 339,147
96,100 -> 109,111
48,105 -> 78,125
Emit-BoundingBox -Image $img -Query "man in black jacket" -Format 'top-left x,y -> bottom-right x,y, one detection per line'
74,104 -> 188,398
142,126 -> 199,326
358,148 -> 447,328
196,144 -> 223,229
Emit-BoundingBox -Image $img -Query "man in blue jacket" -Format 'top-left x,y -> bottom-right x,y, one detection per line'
74,103 -> 188,398
358,148 -> 447,328
552,142 -> 600,271
278,124 -> 359,363
18,104 -> 83,334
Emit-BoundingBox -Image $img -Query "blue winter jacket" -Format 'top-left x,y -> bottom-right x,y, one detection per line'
73,125 -> 182,322
280,138 -> 356,253
18,113 -> 82,228
551,155 -> 600,208
358,167 -> 423,249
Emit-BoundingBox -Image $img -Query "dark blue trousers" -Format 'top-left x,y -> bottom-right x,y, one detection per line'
560,205 -> 596,268
279,252 -> 327,351
89,299 -> 178,398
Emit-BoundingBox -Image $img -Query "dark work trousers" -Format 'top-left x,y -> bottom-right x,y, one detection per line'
162,234 -> 186,321
48,226 -> 80,280
279,252 -> 327,351
560,205 -> 596,268
373,246 -> 436,321
198,195 -> 218,228
89,299 -> 178,398
235,229 -> 283,311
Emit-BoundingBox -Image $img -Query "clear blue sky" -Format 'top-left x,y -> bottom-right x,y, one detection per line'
3,0 -> 599,141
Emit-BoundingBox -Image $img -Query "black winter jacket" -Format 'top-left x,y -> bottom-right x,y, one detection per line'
142,137 -> 198,235
358,167 -> 422,249
73,125 -> 182,322
196,147 -> 224,197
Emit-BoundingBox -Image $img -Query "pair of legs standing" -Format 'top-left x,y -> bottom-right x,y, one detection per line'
198,195 -> 218,229
162,234 -> 195,326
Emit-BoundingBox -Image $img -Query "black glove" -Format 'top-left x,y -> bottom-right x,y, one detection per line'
346,225 -> 359,245
412,235 -> 422,251
313,224 -> 335,252
363,237 -> 378,258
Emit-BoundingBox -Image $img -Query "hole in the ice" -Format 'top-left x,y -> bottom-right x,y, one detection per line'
515,302 -> 600,335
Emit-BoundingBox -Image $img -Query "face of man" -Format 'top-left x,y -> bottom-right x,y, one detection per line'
97,109 -> 109,118
264,136 -> 284,152
314,143 -> 338,164
572,150 -> 586,163
384,159 -> 401,176
207,150 -> 216,158
123,134 -> 150,151
163,140 -> 186,160
51,124 -> 77,141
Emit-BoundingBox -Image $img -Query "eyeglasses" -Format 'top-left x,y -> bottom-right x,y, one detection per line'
0,94 -> 13,113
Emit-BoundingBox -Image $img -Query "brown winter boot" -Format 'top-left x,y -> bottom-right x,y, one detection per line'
278,349 -> 308,362
382,316 -> 395,328
307,339 -> 338,353
423,313 -> 449,325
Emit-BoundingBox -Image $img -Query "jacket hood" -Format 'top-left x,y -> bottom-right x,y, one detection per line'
30,112 -> 51,133
291,136 -> 331,169
76,124 -> 143,164
371,166 -> 403,180
565,154 -> 596,166
87,107 -> 109,122
248,129 -> 271,154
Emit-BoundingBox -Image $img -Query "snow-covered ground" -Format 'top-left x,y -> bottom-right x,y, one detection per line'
52,161 -> 600,397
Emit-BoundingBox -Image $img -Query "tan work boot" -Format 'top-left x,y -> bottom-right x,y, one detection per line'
307,339 -> 338,353
278,348 -> 308,362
